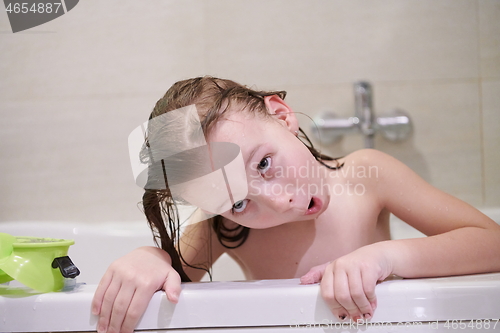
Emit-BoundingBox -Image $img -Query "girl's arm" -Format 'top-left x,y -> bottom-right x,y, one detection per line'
375,149 -> 500,277
92,218 -> 226,333
302,149 -> 500,322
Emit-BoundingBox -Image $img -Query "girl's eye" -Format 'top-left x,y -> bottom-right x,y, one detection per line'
257,156 -> 271,174
232,199 -> 248,214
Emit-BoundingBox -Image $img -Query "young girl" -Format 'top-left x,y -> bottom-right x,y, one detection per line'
92,76 -> 500,333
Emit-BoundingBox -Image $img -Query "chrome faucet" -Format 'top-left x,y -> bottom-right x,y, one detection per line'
354,82 -> 376,148
311,81 -> 412,148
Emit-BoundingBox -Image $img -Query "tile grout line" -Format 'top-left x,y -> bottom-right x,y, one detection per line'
475,0 -> 487,205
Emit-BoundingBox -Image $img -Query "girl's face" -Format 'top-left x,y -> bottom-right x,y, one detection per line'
208,102 -> 331,229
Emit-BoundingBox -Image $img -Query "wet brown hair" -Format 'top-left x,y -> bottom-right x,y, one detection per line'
142,76 -> 341,282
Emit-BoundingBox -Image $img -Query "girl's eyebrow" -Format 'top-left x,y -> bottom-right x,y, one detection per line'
246,144 -> 261,169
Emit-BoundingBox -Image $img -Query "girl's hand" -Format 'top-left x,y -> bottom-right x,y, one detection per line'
300,244 -> 392,322
91,246 -> 181,333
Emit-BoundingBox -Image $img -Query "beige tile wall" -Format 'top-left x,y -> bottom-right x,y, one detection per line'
0,0 -> 498,222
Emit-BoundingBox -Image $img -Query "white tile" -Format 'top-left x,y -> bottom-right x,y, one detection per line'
479,0 -> 500,78
482,79 -> 500,206
0,97 -> 150,222
0,0 -> 205,101
204,0 -> 479,86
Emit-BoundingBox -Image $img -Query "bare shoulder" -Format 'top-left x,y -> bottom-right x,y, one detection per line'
341,148 -> 399,167
335,149 -> 404,184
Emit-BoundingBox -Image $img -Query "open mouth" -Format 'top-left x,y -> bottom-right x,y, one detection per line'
308,198 -> 314,209
305,197 -> 322,215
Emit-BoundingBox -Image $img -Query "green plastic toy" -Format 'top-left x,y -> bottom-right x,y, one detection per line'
0,232 -> 80,292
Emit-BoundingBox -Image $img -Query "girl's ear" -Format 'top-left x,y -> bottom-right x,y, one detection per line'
263,95 -> 299,134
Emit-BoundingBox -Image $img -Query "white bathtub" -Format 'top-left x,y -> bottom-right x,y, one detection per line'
1,208 -> 500,332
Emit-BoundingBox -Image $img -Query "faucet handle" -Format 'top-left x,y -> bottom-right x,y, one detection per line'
311,111 -> 359,145
311,109 -> 412,146
376,109 -> 412,142
311,81 -> 413,148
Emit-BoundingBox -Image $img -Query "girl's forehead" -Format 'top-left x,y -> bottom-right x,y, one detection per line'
208,111 -> 267,141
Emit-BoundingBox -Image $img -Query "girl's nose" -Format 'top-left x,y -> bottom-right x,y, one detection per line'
264,190 -> 293,213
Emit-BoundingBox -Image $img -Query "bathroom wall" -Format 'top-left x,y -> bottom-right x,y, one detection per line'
0,0 -> 499,223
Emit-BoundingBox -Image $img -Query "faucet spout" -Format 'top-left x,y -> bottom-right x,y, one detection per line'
354,81 -> 375,148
